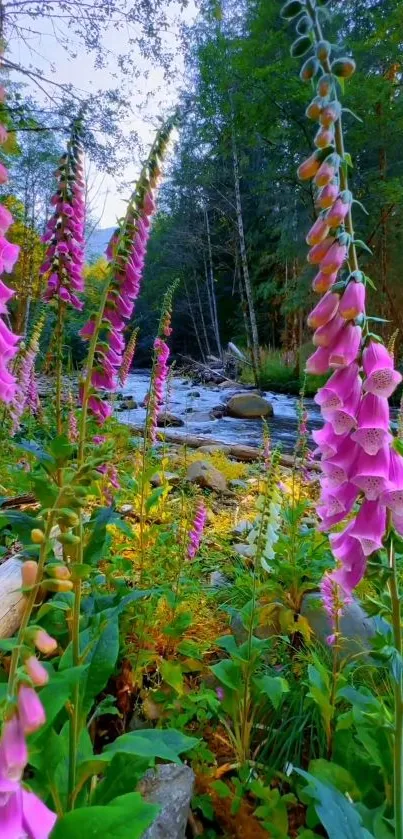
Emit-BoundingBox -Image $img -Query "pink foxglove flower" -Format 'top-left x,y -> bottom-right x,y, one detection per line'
320,573 -> 351,645
306,217 -> 330,246
305,346 -> 330,375
187,502 -> 207,560
317,182 -> 339,209
323,375 -> 362,436
349,499 -> 387,556
351,445 -> 390,500
312,270 -> 338,294
312,423 -> 347,459
148,337 -> 170,444
326,195 -> 351,227
321,437 -> 359,486
18,685 -> 46,734
320,241 -> 347,275
351,393 -> 392,455
362,340 -> 402,399
313,313 -> 345,348
381,448 -> 403,516
328,324 -> 362,368
315,363 -> 359,412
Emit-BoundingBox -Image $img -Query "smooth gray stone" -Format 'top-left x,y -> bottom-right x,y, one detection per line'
138,764 -> 195,839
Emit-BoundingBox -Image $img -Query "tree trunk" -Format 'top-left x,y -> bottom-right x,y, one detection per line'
237,255 -> 253,358
183,276 -> 206,362
204,206 -> 222,359
194,272 -> 211,358
231,123 -> 260,385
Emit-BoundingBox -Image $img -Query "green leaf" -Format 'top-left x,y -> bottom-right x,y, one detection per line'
210,659 -> 242,692
32,476 -> 59,508
354,239 -> 373,255
83,507 -> 132,567
104,728 -> 199,763
160,660 -> 184,694
29,666 -> 88,750
1,509 -> 38,544
60,616 -> 119,714
254,675 -> 289,710
308,759 -> 360,800
145,487 -> 165,513
50,792 -> 158,839
92,753 -> 150,805
344,152 -> 353,168
364,275 -> 377,290
211,780 -> 231,798
295,770 -> 375,839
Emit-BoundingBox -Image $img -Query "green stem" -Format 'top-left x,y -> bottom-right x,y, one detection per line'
388,536 -> 403,838
55,298 -> 65,439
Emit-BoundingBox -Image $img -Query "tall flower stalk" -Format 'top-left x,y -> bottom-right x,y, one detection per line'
40,117 -> 85,435
118,326 -> 139,386
9,312 -> 45,435
283,0 -> 403,829
0,50 -> 20,406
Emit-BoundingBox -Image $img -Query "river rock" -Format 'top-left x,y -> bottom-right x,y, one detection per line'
137,764 -> 195,839
116,397 -> 138,411
150,472 -> 180,488
209,570 -> 230,588
189,390 -> 201,397
186,460 -> 228,493
300,593 -> 386,655
219,380 -> 242,389
157,412 -> 184,427
234,543 -> 256,559
229,480 -> 248,491
188,411 -> 213,423
210,406 -> 224,419
232,519 -> 253,538
226,393 -> 273,419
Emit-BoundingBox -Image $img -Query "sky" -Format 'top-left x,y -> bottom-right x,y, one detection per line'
6,1 -> 198,228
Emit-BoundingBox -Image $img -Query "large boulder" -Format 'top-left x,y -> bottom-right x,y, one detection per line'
197,444 -> 230,455
157,412 -> 184,427
226,393 -> 273,419
301,593 -> 387,656
138,764 -> 195,839
186,460 -> 228,493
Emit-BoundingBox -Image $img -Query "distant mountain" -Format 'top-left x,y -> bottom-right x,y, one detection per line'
86,226 -> 115,260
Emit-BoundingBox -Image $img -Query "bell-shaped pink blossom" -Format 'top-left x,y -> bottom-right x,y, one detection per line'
312,423 -> 347,458
329,324 -> 362,368
324,375 -> 361,435
34,629 -> 57,655
314,157 -> 338,188
312,270 -> 338,294
351,444 -> 390,500
332,545 -> 367,593
0,237 -> 20,273
0,204 -> 13,235
25,656 -> 49,687
298,153 -> 321,180
313,313 -> 345,348
393,511 -> 403,537
0,717 -> 28,781
307,291 -> 339,329
0,162 -> 8,183
321,437 -> 359,486
319,480 -> 358,515
339,281 -> 366,320
317,182 -> 339,209
362,340 -> 402,399
305,346 -> 330,375
315,363 -> 360,413
381,448 -> 403,516
349,499 -> 386,556
351,393 -> 392,455
306,217 -> 330,246
18,686 -> 46,734
21,789 -> 58,839
320,241 -> 347,275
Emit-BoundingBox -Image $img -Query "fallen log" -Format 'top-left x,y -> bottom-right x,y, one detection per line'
0,557 -> 24,639
128,425 -> 321,471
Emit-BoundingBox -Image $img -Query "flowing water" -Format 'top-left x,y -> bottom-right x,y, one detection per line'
117,371 -> 324,453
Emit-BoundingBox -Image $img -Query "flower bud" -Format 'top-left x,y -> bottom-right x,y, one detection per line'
46,564 -> 71,580
18,685 -> 46,734
317,73 -> 333,97
290,36 -> 312,58
21,560 -> 38,588
307,292 -> 340,329
320,101 -> 342,127
305,96 -> 324,121
296,15 -> 313,35
316,40 -> 331,61
331,57 -> 356,79
42,578 -> 74,593
307,236 -> 334,265
339,281 -> 366,320
312,270 -> 338,294
300,57 -> 319,82
280,0 -> 304,19
34,629 -> 58,655
326,195 -> 351,227
57,531 -> 80,545
320,241 -> 348,274
314,127 -> 334,149
306,346 -> 330,375
306,216 -> 330,246
25,656 -> 49,686
297,152 -> 320,181
314,154 -> 339,188
317,183 -> 339,209
31,528 -> 45,544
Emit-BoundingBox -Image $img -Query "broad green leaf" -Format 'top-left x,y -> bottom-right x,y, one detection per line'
145,486 -> 165,513
160,660 -> 184,694
104,728 -> 199,763
210,659 -> 242,692
308,759 -> 360,801
50,792 -> 158,839
60,616 -> 119,714
254,674 -> 289,710
296,769 -> 375,839
92,753 -> 149,805
49,434 -> 75,463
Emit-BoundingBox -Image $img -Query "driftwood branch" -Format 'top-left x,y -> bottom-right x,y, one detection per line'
0,557 -> 25,639
128,425 -> 321,471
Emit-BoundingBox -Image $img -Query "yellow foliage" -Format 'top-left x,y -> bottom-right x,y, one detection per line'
187,450 -> 247,481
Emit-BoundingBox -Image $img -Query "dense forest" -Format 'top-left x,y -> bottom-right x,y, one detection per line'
4,0 -> 403,388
